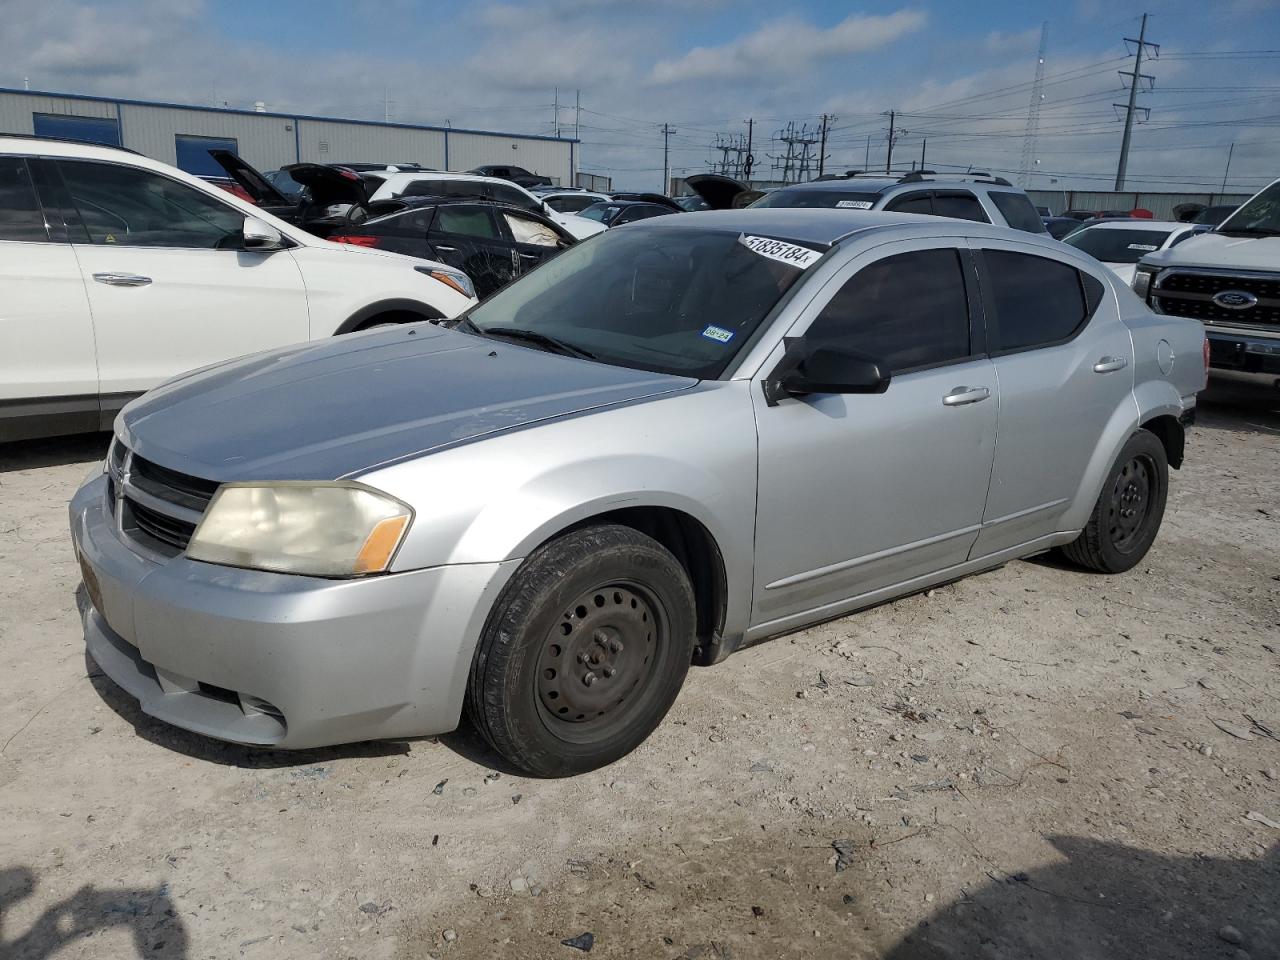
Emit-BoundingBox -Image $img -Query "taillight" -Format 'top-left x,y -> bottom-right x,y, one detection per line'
1202,335 -> 1210,390
329,235 -> 381,248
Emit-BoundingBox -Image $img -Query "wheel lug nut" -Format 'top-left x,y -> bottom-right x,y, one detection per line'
583,671 -> 596,686
577,652 -> 589,664
609,639 -> 623,653
603,667 -> 616,678
593,630 -> 609,645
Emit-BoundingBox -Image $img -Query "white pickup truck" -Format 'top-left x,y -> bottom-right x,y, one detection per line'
1133,178 -> 1280,388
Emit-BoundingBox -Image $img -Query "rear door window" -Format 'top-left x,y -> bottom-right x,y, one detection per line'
932,191 -> 990,223
884,192 -> 933,216
0,157 -> 49,242
987,192 -> 1047,233
805,248 -> 972,372
435,205 -> 500,239
982,250 -> 1091,352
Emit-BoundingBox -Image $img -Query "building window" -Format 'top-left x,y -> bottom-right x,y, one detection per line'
32,113 -> 121,146
174,135 -> 239,177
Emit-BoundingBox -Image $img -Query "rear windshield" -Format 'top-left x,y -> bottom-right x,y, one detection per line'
1064,227 -> 1173,263
751,188 -> 881,210
579,202 -> 620,222
463,226 -> 824,378
988,191 -> 1047,233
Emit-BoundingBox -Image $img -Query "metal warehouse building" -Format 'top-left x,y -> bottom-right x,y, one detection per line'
0,87 -> 578,185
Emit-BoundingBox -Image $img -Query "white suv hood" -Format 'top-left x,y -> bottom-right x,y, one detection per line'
1144,231 -> 1280,271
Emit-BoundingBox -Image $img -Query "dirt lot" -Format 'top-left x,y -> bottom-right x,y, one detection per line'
1,378 -> 1277,960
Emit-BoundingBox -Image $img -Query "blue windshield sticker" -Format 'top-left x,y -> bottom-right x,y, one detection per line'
701,325 -> 735,344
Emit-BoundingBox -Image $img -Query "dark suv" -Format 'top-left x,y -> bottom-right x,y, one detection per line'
467,164 -> 553,188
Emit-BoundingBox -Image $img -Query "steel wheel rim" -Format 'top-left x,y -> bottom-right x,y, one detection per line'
1107,454 -> 1154,553
534,582 -> 664,740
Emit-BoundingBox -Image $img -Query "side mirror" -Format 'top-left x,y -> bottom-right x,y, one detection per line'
242,216 -> 286,251
765,343 -> 891,405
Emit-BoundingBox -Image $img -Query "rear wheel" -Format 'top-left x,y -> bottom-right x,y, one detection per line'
466,524 -> 696,777
1060,429 -> 1168,573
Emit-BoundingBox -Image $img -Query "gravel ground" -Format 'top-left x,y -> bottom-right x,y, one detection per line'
1,378 -> 1276,960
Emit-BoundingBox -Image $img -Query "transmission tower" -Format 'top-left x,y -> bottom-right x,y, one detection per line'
1018,22 -> 1048,187
770,122 -> 820,184
709,133 -> 749,177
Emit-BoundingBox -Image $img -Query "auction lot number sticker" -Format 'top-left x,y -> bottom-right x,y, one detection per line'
738,234 -> 824,269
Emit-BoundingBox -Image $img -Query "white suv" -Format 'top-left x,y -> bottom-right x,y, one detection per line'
369,172 -> 606,239
0,137 -> 476,442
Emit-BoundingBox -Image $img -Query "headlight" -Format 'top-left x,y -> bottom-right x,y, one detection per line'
1132,266 -> 1157,301
187,482 -> 412,577
416,264 -> 475,300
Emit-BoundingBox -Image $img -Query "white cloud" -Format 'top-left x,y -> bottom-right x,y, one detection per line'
982,28 -> 1040,54
650,9 -> 928,84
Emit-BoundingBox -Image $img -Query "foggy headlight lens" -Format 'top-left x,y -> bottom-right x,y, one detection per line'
1133,266 -> 1157,301
187,482 -> 412,577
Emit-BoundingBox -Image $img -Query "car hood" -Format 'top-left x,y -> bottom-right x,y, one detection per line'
550,212 -> 607,239
119,325 -> 694,482
1143,230 -> 1280,271
209,149 -> 293,207
684,174 -> 749,210
282,163 -> 370,208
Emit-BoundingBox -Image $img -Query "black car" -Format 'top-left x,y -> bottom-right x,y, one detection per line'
328,197 -> 576,299
1043,216 -> 1082,240
467,164 -> 553,188
578,194 -> 682,228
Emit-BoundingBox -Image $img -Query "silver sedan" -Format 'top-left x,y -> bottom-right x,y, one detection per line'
70,209 -> 1206,776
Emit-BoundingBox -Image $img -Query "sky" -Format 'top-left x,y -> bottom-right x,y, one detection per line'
2,0 -> 1278,193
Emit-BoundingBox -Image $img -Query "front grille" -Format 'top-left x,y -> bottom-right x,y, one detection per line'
109,443 -> 219,555
125,498 -> 197,553
1154,270 -> 1280,329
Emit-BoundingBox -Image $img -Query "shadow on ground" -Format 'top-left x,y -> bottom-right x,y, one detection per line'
0,432 -> 111,472
1198,375 -> 1280,436
0,866 -> 187,959
885,836 -> 1279,960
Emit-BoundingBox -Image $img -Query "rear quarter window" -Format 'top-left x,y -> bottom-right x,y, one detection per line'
988,192 -> 1047,233
982,250 -> 1097,352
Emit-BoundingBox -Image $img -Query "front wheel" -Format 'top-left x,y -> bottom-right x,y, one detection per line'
1060,429 -> 1168,573
465,524 -> 697,777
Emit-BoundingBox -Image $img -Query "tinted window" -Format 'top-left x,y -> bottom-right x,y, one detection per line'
752,188 -> 881,209
33,113 -> 121,146
489,183 -> 540,213
983,250 -> 1089,351
58,160 -> 245,248
0,157 -> 48,241
174,135 -> 238,177
988,192 -> 1048,233
580,202 -> 620,223
884,192 -> 932,215
436,206 -> 499,239
932,192 -> 990,223
545,195 -> 596,213
1064,227 -> 1174,264
806,249 -> 971,372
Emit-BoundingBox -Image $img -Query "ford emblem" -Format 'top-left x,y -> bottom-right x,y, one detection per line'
1212,290 -> 1258,310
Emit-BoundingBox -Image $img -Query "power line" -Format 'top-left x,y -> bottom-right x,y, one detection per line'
1115,12 -> 1160,189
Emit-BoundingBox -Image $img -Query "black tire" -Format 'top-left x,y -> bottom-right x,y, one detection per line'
1060,429 -> 1168,574
465,524 -> 697,777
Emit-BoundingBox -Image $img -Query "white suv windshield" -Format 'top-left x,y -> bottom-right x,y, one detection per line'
462,226 -> 823,378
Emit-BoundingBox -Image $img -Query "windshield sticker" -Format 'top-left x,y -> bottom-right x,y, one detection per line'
1127,243 -> 1159,251
701,325 -> 735,344
835,199 -> 874,209
738,235 -> 823,270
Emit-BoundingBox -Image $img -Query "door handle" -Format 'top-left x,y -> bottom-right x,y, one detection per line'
1092,356 -> 1128,373
942,386 -> 991,406
92,272 -> 152,287
433,245 -> 458,252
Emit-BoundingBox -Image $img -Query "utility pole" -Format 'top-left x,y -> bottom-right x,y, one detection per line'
574,89 -> 580,140
817,114 -> 832,177
553,87 -> 560,137
884,110 -> 896,173
1019,22 -> 1048,187
383,85 -> 395,123
1114,13 -> 1159,190
661,123 -> 675,195
865,134 -> 871,170
744,118 -> 754,181
1219,141 -> 1235,195
920,138 -> 927,170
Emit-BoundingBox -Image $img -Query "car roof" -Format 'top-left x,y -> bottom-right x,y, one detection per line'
629,207 -> 1062,248
770,176 -> 1020,195
0,134 -> 142,161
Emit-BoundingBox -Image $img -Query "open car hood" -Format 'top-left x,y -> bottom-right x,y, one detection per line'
282,163 -> 370,208
683,174 -> 749,210
608,192 -> 683,211
208,149 -> 293,207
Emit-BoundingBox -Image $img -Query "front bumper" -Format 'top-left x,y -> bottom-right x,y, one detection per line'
1206,328 -> 1280,383
70,474 -> 519,749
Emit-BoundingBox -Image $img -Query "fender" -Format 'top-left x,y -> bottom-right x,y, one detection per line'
333,298 -> 444,335
1060,391 -> 1151,534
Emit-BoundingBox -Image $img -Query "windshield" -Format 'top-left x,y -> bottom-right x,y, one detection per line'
1217,181 -> 1280,235
751,188 -> 880,210
1064,227 -> 1174,263
579,202 -> 620,222
463,226 -> 823,378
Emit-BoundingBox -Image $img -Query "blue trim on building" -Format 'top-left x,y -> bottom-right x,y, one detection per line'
2,86 -> 580,145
